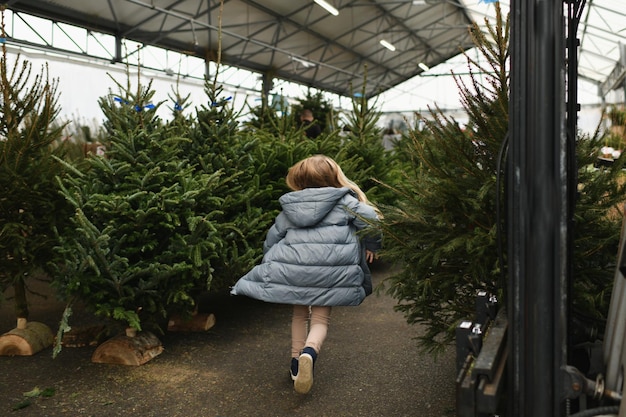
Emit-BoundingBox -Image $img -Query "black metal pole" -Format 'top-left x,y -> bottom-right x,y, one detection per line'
508,0 -> 568,416
566,0 -> 585,379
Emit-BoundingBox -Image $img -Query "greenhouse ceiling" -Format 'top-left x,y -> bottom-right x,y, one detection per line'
4,0 -> 626,100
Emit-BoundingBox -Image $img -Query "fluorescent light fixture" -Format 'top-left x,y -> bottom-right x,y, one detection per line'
418,62 -> 430,71
292,57 -> 316,68
379,39 -> 396,51
314,0 -> 339,16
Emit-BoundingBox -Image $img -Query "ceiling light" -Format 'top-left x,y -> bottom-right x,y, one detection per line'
418,62 -> 430,71
314,0 -> 339,16
379,40 -> 396,52
292,57 -> 316,68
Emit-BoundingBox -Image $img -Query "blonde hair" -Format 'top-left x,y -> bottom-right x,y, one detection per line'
286,155 -> 370,204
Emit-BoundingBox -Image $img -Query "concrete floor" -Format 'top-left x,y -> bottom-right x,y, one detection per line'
0,265 -> 457,417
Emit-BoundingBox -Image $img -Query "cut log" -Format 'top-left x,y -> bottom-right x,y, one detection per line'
0,321 -> 54,356
167,312 -> 216,332
91,331 -> 163,366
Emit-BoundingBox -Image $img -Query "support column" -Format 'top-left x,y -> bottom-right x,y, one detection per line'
261,71 -> 274,110
508,1 -> 568,416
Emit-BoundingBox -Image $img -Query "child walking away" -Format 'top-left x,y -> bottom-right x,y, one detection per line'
230,154 -> 381,394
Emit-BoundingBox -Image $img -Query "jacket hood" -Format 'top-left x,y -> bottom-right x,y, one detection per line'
279,187 -> 354,227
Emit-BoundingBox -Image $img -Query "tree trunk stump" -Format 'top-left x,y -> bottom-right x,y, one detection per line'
91,330 -> 163,366
167,312 -> 216,332
0,320 -> 54,356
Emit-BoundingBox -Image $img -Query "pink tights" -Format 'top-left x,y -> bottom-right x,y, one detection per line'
291,305 -> 332,358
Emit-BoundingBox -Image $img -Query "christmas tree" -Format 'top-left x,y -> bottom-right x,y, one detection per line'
182,79 -> 277,289
334,79 -> 397,205
379,4 -> 623,353
55,71 -> 224,333
0,7 -> 71,326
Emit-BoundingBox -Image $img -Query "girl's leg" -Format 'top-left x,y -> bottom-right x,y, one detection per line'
291,305 -> 310,358
304,306 -> 332,354
295,306 -> 331,394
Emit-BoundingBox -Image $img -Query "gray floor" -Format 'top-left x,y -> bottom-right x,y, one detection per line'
0,266 -> 457,417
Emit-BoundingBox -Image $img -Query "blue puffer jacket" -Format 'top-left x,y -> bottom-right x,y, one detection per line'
230,187 -> 381,306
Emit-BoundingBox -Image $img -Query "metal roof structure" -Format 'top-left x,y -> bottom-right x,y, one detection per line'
3,0 -> 626,102
4,0 -> 477,99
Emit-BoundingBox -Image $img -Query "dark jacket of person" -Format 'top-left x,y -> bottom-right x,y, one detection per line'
302,120 -> 322,138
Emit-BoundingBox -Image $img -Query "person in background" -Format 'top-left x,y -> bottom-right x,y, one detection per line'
300,109 -> 322,139
230,155 -> 381,394
381,127 -> 401,150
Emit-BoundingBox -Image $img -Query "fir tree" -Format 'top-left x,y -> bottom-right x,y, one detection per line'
379,9 -> 510,353
570,132 -> 625,330
0,7 -> 71,322
245,79 -> 395,216
379,5 -> 623,354
54,73 -> 224,332
291,90 -> 335,135
334,80 -> 397,205
166,81 -> 194,136
183,80 -> 277,289
245,89 -> 335,141
243,92 -> 297,137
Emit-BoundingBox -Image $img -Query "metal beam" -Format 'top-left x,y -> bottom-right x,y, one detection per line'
508,0 -> 568,415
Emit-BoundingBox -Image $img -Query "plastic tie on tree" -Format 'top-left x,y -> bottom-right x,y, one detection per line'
211,96 -> 232,107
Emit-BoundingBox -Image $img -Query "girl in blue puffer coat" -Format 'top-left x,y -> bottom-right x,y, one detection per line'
230,154 -> 382,394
